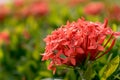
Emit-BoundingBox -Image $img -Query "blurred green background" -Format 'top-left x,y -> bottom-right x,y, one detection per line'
0,0 -> 120,80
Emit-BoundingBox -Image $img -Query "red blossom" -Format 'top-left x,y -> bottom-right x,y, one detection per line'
42,18 -> 120,73
0,31 -> 9,44
23,30 -> 30,40
16,6 -> 30,18
109,5 -> 120,21
30,2 -> 49,16
69,0 -> 87,6
13,0 -> 24,7
84,2 -> 104,15
0,5 -> 10,21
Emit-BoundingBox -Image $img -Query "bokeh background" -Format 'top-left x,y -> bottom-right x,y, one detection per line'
0,0 -> 120,80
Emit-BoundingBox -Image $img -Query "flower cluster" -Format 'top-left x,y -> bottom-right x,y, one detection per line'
109,5 -> 120,21
0,5 -> 10,21
13,0 -> 24,7
0,31 -> 9,44
42,18 -> 120,73
84,2 -> 104,15
15,1 -> 49,18
69,0 -> 86,6
30,2 -> 49,16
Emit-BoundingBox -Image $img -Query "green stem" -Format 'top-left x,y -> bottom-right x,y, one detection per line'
76,68 -> 85,80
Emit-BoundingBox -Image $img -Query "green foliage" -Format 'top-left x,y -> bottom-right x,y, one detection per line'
0,48 -> 4,60
99,56 -> 119,80
84,63 -> 96,80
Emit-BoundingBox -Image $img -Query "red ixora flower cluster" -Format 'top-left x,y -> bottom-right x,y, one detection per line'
13,0 -> 24,7
42,18 -> 120,73
84,2 -> 104,15
30,2 -> 49,16
109,5 -> 120,21
0,31 -> 9,44
15,1 -> 49,18
0,5 -> 10,21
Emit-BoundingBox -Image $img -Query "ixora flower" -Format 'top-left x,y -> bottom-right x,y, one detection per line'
13,0 -> 24,7
84,2 -> 104,15
15,6 -> 30,18
42,18 -> 120,73
109,5 -> 120,21
0,31 -> 9,44
30,1 -> 49,16
0,5 -> 10,21
69,0 -> 86,6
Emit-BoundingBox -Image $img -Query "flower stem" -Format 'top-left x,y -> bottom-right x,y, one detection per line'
76,68 -> 85,80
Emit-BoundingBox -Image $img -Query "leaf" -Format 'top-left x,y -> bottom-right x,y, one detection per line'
112,24 -> 117,31
39,71 -> 52,77
0,48 -> 4,60
60,54 -> 67,59
99,65 -> 107,79
84,63 -> 96,80
99,56 -> 119,80
64,69 -> 76,80
32,50 -> 40,60
17,66 -> 25,73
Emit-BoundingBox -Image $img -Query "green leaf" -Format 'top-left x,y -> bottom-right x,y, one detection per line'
32,50 -> 40,60
17,66 -> 25,73
112,24 -> 117,31
99,56 -> 119,80
39,71 -> 52,77
64,69 -> 76,80
60,54 -> 67,59
0,48 -> 4,60
84,62 -> 96,80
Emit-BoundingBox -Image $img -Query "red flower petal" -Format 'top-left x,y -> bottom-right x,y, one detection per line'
70,58 -> 76,66
97,45 -> 104,51
76,47 -> 84,54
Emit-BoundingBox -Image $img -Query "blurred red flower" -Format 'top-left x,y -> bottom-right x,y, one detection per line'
30,2 -> 49,16
23,30 -> 30,40
0,5 -> 10,21
13,0 -> 24,7
84,2 -> 104,15
0,31 -> 9,44
42,18 -> 120,73
18,7 -> 30,17
69,0 -> 87,6
109,5 -> 120,21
